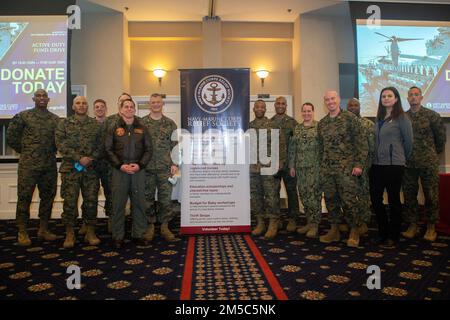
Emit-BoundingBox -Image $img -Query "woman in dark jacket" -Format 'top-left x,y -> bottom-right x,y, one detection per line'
370,87 -> 413,246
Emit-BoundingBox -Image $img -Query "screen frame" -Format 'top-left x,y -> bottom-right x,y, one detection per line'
349,1 -> 450,119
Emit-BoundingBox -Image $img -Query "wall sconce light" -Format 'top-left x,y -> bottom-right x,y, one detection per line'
153,69 -> 167,86
256,70 -> 269,87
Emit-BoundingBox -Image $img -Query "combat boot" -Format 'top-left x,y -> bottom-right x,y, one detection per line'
338,224 -> 349,232
37,220 -> 57,241
286,219 -> 297,232
358,223 -> 369,236
143,223 -> 155,242
17,224 -> 31,246
347,228 -> 360,247
423,224 -> 437,242
306,223 -> 319,238
84,225 -> 101,246
264,218 -> 279,240
297,223 -> 312,234
251,217 -> 266,236
63,225 -> 75,249
401,223 -> 419,239
78,222 -> 88,235
320,224 -> 340,243
161,222 -> 176,242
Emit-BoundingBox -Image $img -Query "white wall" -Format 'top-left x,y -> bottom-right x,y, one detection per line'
71,10 -> 128,116
300,15 -> 339,120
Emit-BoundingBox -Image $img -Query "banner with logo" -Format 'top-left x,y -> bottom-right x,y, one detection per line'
179,68 -> 250,234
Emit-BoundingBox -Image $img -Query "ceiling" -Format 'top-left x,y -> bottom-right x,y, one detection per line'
83,0 -> 450,22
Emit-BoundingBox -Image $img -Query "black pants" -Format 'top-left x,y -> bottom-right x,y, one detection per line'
369,165 -> 404,242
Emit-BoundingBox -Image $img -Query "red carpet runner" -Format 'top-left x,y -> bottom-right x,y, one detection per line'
180,234 -> 288,300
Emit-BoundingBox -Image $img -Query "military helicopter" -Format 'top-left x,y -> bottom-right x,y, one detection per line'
375,32 -> 423,66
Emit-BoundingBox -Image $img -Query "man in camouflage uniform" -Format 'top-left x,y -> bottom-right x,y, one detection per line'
142,93 -> 178,242
94,99 -> 112,223
318,91 -> 368,247
250,100 -> 283,240
56,96 -> 102,248
7,89 -> 59,246
347,98 -> 374,236
402,86 -> 446,242
270,96 -> 299,232
288,102 -> 321,238
78,98 -> 111,236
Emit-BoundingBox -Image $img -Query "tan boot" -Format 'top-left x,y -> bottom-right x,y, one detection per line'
37,220 -> 57,241
347,228 -> 360,247
251,217 -> 266,236
306,223 -> 319,238
297,223 -> 312,234
338,224 -> 349,232
264,218 -> 279,240
423,224 -> 437,242
63,226 -> 75,249
286,219 -> 297,232
320,224 -> 340,243
402,223 -> 419,239
358,223 -> 369,236
78,222 -> 88,235
143,223 -> 155,242
161,222 -> 176,242
84,225 -> 101,246
17,224 -> 31,246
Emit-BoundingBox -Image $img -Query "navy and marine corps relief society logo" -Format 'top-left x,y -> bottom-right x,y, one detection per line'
195,75 -> 234,114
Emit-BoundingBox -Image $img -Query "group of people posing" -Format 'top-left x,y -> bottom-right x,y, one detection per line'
250,87 -> 446,248
7,91 -> 177,249
6,85 -> 446,250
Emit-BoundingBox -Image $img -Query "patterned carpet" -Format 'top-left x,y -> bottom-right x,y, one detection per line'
181,234 -> 287,300
0,218 -> 186,300
253,218 -> 450,300
0,215 -> 449,300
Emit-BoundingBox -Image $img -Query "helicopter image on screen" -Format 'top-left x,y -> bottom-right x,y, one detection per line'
375,32 -> 423,67
357,25 -> 450,116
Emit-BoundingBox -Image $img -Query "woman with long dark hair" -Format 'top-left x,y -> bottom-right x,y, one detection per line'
370,87 -> 413,246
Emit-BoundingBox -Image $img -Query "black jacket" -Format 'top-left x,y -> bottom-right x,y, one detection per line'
105,116 -> 152,170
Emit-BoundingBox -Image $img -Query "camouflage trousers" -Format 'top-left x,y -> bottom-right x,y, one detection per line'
403,165 -> 440,224
274,168 -> 299,218
359,167 -> 372,224
16,165 -> 57,226
250,172 -> 279,219
60,170 -> 99,227
145,169 -> 175,224
321,168 -> 363,228
111,169 -> 148,240
296,166 -> 322,224
95,159 -> 112,217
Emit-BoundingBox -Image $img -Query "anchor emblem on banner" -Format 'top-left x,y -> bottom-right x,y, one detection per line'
203,82 -> 225,105
195,75 -> 234,114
